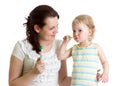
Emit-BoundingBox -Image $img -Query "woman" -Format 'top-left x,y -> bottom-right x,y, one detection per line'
9,5 -> 71,86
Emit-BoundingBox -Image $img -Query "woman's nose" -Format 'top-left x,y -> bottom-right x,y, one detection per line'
54,27 -> 58,33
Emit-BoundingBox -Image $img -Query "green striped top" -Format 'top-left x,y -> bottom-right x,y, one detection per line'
71,43 -> 99,86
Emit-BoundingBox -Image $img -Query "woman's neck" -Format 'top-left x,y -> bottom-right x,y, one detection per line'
39,40 -> 54,53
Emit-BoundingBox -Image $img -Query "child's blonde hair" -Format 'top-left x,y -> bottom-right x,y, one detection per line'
72,14 -> 95,40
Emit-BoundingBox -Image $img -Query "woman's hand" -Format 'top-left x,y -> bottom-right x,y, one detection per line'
32,58 -> 45,74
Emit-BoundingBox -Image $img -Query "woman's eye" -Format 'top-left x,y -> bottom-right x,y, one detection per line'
49,27 -> 54,30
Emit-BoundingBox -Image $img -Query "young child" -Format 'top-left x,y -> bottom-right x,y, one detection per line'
57,15 -> 109,86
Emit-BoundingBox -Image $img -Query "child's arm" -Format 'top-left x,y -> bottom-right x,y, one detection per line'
97,44 -> 109,83
57,36 -> 72,60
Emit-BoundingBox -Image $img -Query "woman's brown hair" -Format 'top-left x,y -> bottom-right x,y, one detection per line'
24,5 -> 59,53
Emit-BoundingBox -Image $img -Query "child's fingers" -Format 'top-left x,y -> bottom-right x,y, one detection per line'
96,73 -> 101,81
96,69 -> 102,81
101,75 -> 108,83
97,69 -> 101,72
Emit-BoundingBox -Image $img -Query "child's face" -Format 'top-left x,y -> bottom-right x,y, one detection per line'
72,23 -> 92,43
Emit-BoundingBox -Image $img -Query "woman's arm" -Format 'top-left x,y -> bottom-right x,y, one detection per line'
58,60 -> 71,86
9,55 -> 38,86
9,55 -> 44,86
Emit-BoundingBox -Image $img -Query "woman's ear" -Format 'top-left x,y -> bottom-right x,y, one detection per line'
34,25 -> 40,33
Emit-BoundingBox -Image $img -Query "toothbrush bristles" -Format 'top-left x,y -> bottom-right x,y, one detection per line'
69,36 -> 73,39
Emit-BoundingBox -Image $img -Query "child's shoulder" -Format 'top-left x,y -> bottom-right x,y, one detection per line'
72,43 -> 101,49
72,44 -> 79,48
92,42 -> 99,46
91,42 -> 100,49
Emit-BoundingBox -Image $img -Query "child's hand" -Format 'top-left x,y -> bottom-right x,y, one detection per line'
100,72 -> 109,83
96,69 -> 109,83
96,69 -> 102,81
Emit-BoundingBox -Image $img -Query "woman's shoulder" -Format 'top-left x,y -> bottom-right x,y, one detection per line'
52,39 -> 62,51
15,39 -> 31,47
14,39 -> 39,59
12,39 -> 30,61
55,39 -> 62,42
14,39 -> 33,53
16,39 -> 28,44
54,39 -> 62,46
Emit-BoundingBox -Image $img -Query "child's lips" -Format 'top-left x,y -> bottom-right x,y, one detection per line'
75,37 -> 79,42
74,37 -> 78,40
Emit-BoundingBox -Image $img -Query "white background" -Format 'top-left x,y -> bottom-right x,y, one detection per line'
0,0 -> 120,86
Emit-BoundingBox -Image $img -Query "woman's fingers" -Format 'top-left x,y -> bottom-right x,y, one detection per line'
32,58 -> 45,74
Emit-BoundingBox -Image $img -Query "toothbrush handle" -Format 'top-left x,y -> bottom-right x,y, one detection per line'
40,54 -> 42,60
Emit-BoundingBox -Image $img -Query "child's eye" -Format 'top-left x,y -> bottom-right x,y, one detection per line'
79,29 -> 82,32
73,30 -> 76,33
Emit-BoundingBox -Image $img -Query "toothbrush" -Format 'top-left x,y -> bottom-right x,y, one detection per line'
39,45 -> 44,60
68,36 -> 73,39
63,36 -> 73,40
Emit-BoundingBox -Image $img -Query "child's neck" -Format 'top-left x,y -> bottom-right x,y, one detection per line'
78,41 -> 92,48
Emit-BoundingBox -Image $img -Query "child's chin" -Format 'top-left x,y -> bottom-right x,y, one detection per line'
75,40 -> 79,43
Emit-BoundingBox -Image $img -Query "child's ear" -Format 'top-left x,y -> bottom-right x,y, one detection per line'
89,29 -> 92,35
34,25 -> 40,33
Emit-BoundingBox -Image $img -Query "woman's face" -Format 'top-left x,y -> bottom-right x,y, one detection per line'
39,16 -> 59,41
